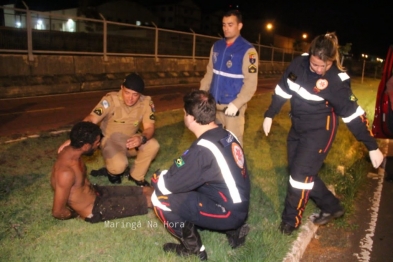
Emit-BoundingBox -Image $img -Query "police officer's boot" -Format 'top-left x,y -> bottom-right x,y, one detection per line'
225,223 -> 250,248
90,167 -> 108,177
107,173 -> 122,184
163,221 -> 207,261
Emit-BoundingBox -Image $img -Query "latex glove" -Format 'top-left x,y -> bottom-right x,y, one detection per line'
263,117 -> 273,136
369,149 -> 384,169
225,102 -> 238,116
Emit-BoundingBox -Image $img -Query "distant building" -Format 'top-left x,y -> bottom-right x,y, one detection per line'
148,0 -> 201,31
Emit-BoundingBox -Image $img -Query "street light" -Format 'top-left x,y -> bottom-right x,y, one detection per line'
266,23 -> 273,31
361,53 -> 368,83
302,33 -> 307,40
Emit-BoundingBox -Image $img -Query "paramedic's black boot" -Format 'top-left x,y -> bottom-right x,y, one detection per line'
225,223 -> 250,248
312,210 -> 345,225
279,221 -> 297,235
163,221 -> 207,261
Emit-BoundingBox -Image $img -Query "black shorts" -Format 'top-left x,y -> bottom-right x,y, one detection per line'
85,185 -> 148,223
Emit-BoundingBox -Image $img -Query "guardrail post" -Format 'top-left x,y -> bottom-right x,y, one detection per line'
190,28 -> 196,65
22,1 -> 34,61
99,14 -> 108,62
152,22 -> 159,63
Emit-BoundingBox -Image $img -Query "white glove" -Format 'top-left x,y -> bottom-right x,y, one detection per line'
225,103 -> 238,116
369,149 -> 384,169
263,117 -> 273,136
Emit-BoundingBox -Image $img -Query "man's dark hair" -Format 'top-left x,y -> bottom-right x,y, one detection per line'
70,121 -> 102,149
224,9 -> 242,23
183,90 -> 216,125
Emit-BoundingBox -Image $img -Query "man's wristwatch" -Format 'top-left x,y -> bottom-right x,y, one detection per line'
141,135 -> 147,144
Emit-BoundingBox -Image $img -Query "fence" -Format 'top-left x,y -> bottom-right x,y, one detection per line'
0,4 -> 384,78
0,4 -> 302,64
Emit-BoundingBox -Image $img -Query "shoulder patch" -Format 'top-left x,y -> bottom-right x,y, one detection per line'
93,108 -> 103,116
101,99 -> 109,109
248,52 -> 257,64
349,94 -> 358,102
231,143 -> 244,169
248,64 -> 257,73
175,157 -> 185,167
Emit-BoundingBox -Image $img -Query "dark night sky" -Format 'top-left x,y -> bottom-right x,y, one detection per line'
6,0 -> 393,58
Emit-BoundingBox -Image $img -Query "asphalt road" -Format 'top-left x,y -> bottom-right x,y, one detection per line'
0,78 -> 278,137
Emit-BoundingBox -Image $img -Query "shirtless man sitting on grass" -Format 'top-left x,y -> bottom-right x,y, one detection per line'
51,121 -> 153,223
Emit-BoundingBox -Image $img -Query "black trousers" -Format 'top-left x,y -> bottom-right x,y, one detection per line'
282,112 -> 343,228
153,190 -> 248,237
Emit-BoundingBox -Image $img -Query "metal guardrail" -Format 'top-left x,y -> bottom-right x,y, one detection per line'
0,4 -> 303,64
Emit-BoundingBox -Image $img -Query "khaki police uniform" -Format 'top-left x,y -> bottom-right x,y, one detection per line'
90,90 -> 160,181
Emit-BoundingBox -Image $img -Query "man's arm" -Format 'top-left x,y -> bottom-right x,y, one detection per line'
52,169 -> 78,220
231,47 -> 259,109
200,46 -> 214,91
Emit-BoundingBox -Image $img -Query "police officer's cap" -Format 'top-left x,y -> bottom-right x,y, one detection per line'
122,73 -> 144,94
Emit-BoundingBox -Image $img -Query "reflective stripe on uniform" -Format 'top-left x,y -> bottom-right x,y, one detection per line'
338,72 -> 350,81
287,79 -> 324,101
197,139 -> 242,203
342,106 -> 365,123
151,191 -> 172,211
275,84 -> 292,99
289,175 -> 314,190
157,170 -> 172,195
213,69 -> 245,79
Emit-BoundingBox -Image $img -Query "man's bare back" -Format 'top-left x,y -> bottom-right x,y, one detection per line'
51,146 -> 96,219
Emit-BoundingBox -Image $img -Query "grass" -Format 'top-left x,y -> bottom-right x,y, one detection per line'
0,77 -> 383,261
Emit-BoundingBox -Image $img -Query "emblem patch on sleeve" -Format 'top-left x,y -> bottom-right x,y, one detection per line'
249,52 -> 256,64
248,65 -> 257,73
175,157 -> 185,167
231,143 -> 244,169
349,94 -> 358,101
93,108 -> 103,116
101,100 -> 109,109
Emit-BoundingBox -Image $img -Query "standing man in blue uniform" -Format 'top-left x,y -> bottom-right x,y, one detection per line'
151,90 -> 250,260
262,32 -> 384,235
200,9 -> 258,146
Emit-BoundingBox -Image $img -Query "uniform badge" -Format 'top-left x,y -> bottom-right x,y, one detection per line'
93,108 -> 103,116
175,157 -> 185,167
226,60 -> 232,68
213,52 -> 218,63
349,94 -> 358,101
231,143 -> 244,169
150,113 -> 156,120
101,100 -> 109,109
316,79 -> 328,90
249,52 -> 256,64
248,65 -> 257,73
149,101 -> 155,112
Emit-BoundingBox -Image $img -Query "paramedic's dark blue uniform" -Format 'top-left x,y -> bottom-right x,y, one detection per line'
264,54 -> 378,228
151,127 -> 250,237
